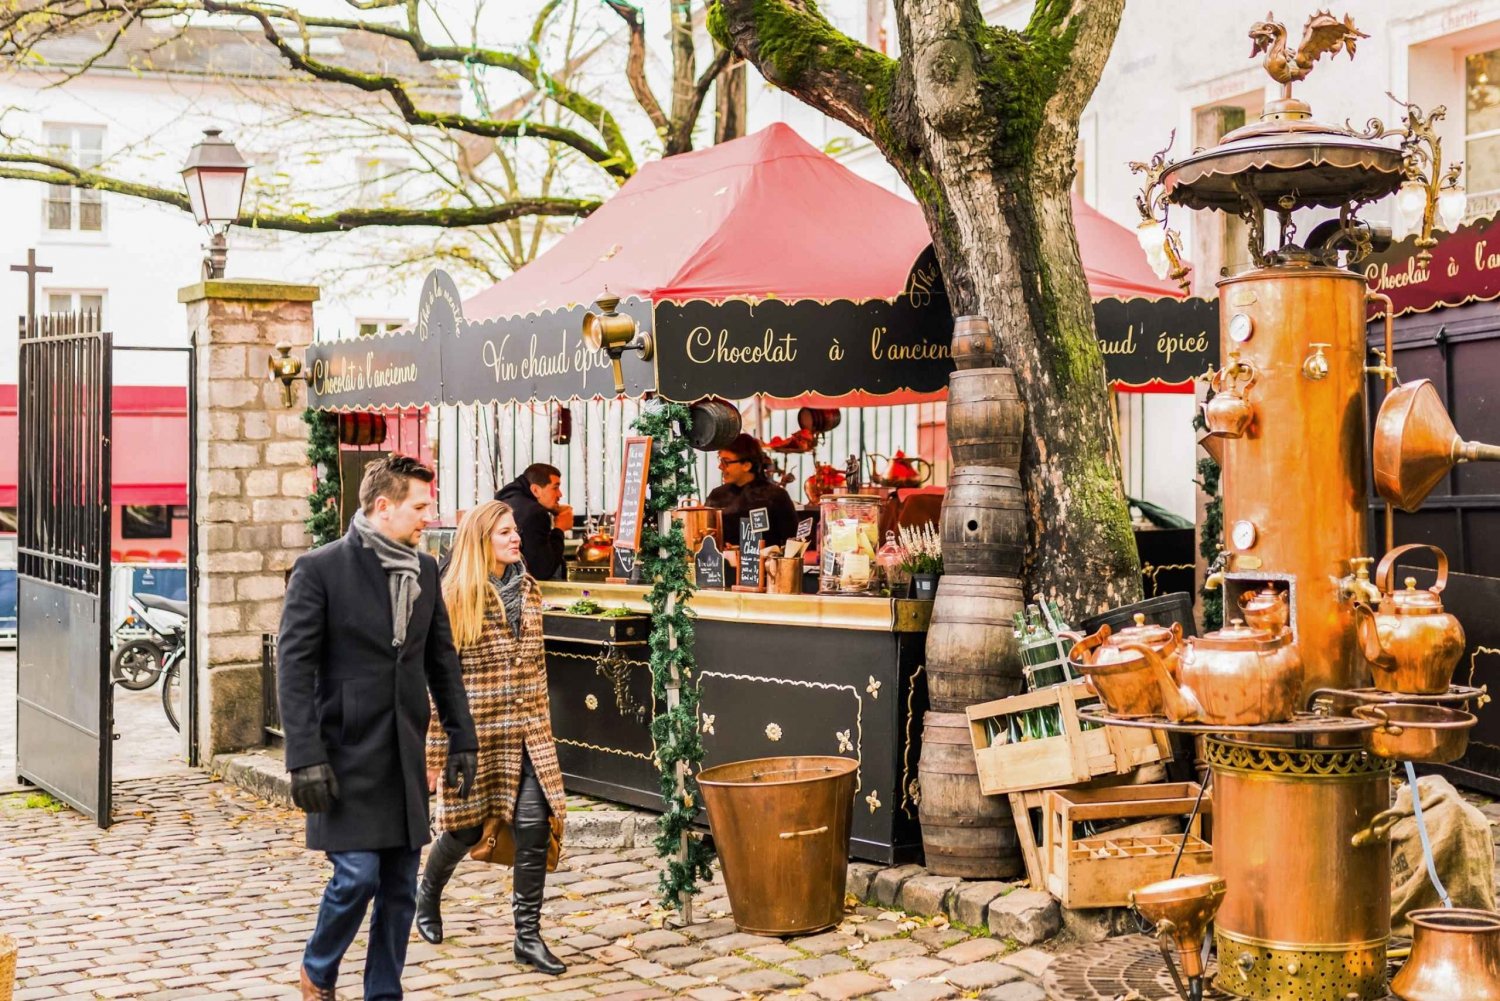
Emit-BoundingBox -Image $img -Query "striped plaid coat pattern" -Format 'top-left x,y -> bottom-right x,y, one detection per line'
426,575 -> 566,832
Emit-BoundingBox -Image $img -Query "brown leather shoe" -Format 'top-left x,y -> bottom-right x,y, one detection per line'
300,967 -> 336,1000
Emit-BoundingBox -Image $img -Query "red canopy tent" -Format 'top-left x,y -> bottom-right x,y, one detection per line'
466,123 -> 1183,322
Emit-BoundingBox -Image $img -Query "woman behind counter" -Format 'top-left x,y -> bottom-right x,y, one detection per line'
416,500 -> 568,975
706,433 -> 799,549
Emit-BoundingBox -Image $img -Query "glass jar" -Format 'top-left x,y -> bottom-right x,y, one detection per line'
818,493 -> 883,596
877,531 -> 908,592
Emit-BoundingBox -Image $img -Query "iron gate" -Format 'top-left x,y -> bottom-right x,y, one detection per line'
16,310 -> 113,825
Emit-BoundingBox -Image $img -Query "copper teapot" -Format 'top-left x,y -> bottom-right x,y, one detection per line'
1067,613 -> 1184,718
1202,355 -> 1258,439
1353,543 -> 1466,695
1122,619 -> 1303,725
1236,584 -> 1288,634
577,524 -> 614,565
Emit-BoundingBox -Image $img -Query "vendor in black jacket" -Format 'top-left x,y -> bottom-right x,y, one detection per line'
495,463 -> 572,580
706,433 -> 799,549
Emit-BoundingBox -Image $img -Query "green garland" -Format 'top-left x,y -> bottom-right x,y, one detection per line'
304,409 -> 342,547
631,400 -> 715,912
1192,395 -> 1224,630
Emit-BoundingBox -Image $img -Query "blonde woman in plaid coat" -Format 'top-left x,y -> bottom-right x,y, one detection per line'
415,500 -> 568,975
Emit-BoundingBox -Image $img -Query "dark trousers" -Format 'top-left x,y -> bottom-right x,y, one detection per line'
303,846 -> 421,999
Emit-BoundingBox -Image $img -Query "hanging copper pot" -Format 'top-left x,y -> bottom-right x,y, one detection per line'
1374,379 -> 1500,513
1391,908 -> 1500,1000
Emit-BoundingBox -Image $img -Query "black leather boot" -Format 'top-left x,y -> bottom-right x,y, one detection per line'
511,823 -> 565,975
415,832 -> 469,944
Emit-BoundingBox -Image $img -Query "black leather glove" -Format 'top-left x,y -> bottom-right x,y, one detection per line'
289,763 -> 340,813
445,750 -> 478,799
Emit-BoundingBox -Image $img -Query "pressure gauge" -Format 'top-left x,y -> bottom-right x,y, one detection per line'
1231,519 -> 1258,551
1228,313 -> 1254,343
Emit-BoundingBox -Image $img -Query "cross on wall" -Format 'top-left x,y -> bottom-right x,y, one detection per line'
10,248 -> 53,328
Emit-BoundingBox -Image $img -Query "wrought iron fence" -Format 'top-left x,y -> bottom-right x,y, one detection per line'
261,633 -> 282,743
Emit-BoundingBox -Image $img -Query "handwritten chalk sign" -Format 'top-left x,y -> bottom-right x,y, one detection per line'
613,436 -> 652,552
609,545 -> 641,584
749,506 -> 771,536
694,536 -> 726,590
734,519 -> 764,592
796,518 -> 814,542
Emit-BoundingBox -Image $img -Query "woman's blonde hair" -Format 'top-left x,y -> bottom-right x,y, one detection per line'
442,500 -> 516,651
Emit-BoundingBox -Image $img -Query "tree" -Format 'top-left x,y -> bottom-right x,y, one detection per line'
709,0 -> 1139,612
0,0 -> 739,282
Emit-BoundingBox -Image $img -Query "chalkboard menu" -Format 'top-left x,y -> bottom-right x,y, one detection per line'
613,436 -> 653,553
735,518 -> 764,592
749,507 -> 771,535
610,546 -> 642,583
694,536 -> 726,590
796,518 -> 814,542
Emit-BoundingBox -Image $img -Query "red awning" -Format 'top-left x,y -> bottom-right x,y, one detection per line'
0,385 -> 188,508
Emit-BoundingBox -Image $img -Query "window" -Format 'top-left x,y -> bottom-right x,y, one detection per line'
1468,48 -> 1500,215
122,505 -> 173,539
1191,95 -> 1261,284
358,319 -> 405,337
45,291 -> 104,321
44,124 -> 104,232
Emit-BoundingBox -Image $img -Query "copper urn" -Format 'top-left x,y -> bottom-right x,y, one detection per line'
1353,544 -> 1465,695
1391,908 -> 1500,1000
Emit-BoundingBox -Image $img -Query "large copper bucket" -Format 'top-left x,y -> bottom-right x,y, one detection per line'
698,756 -> 858,936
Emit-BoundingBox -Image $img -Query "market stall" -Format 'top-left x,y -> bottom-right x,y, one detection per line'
301,123 -> 1204,863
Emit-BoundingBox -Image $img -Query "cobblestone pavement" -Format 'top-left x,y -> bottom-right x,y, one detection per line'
0,773 -> 1054,1001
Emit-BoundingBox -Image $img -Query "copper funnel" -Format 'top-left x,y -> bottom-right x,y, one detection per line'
1375,379 -> 1500,513
1131,874 -> 1227,1000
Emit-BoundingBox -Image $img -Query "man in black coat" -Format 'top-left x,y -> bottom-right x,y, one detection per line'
494,463 -> 571,580
278,455 -> 478,1001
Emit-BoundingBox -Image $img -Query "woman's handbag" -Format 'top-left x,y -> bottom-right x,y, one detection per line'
468,813 -> 565,872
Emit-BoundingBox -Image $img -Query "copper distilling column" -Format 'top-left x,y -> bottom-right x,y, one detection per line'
1207,737 -> 1391,1000
1214,264 -> 1374,695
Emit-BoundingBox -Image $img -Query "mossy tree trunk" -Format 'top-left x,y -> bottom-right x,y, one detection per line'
710,0 -> 1140,613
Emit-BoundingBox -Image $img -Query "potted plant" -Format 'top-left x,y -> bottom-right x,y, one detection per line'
896,524 -> 943,600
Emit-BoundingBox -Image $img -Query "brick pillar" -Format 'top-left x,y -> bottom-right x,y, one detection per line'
180,279 -> 319,758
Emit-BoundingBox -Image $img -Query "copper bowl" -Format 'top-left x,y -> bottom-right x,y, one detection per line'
1354,703 -> 1476,764
1392,908 -> 1500,1000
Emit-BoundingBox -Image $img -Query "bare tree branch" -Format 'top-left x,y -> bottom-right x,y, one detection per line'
603,0 -> 670,138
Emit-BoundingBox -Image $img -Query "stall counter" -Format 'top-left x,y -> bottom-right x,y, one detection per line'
538,581 -> 931,864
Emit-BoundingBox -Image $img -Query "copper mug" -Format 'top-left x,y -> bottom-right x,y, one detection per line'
1391,908 -> 1500,1000
764,556 -> 802,594
1203,357 -> 1258,439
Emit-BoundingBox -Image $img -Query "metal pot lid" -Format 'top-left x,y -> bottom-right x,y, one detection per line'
1390,577 -> 1445,613
1162,124 -> 1404,214
1193,618 -> 1283,650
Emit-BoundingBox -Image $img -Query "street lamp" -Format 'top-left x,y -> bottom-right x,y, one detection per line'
180,128 -> 250,279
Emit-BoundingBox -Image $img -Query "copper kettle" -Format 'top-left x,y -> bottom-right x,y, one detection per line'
1202,355 -> 1258,439
1067,614 -> 1184,718
1120,619 -> 1303,726
1353,543 -> 1465,695
577,525 -> 614,565
1236,585 -> 1288,634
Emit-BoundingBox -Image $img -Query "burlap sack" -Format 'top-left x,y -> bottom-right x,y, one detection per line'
1389,774 -> 1496,937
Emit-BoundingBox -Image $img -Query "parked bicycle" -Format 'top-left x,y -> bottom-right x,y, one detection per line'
110,593 -> 186,691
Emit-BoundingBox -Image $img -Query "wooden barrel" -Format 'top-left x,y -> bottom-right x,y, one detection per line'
951,315 -> 1000,370
338,411 -> 388,446
796,407 -> 842,434
688,399 -> 742,451
925,574 -> 1025,711
551,403 -> 572,445
940,466 -> 1026,576
917,711 -> 1022,879
947,367 -> 1024,467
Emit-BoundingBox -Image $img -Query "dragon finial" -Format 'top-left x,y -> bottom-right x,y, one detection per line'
1250,10 -> 1367,88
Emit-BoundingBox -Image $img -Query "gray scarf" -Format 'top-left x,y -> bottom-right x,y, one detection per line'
491,562 -> 526,634
352,510 -> 422,647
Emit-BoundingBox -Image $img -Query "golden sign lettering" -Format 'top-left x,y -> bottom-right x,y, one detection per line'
871,326 -> 949,362
685,326 -> 798,365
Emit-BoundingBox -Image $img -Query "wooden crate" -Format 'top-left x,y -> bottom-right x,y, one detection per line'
965,679 -> 1172,796
1042,782 -> 1213,909
1008,790 -> 1048,892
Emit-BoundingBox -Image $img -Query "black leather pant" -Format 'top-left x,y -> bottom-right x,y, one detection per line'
440,747 -> 550,851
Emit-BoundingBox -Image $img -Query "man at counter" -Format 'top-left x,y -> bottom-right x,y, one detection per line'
706,434 -> 798,549
495,463 -> 572,580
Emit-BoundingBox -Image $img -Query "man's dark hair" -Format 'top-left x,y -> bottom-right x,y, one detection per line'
522,463 -> 561,488
360,454 -> 436,513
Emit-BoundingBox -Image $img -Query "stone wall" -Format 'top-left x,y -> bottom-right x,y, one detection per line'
180,279 -> 319,758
